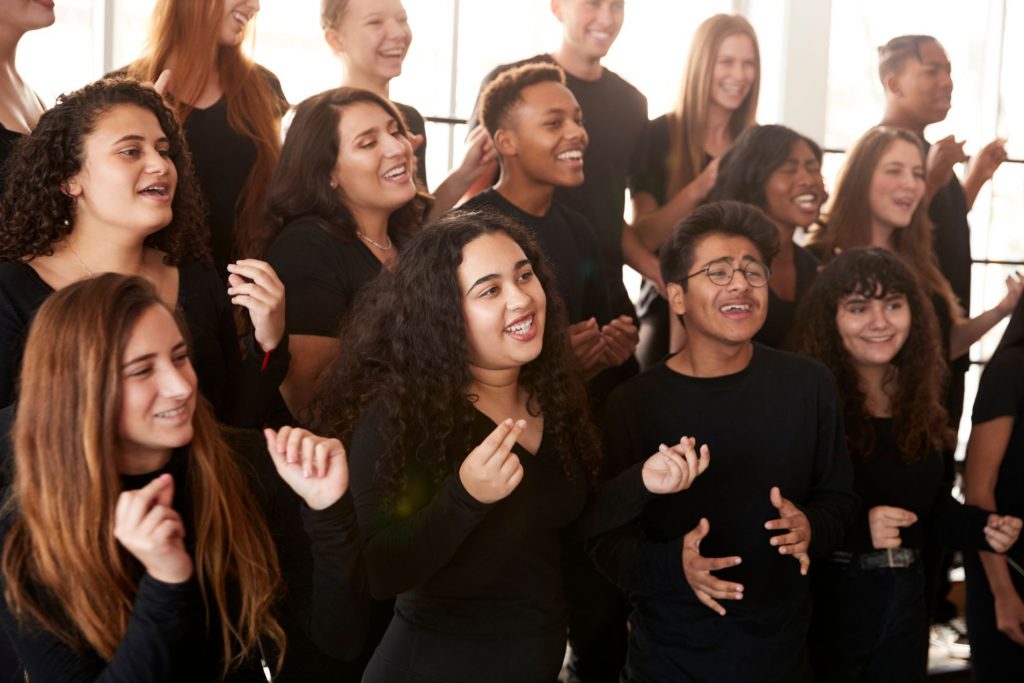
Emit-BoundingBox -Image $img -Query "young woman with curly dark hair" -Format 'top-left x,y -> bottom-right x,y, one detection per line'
263,87 -> 430,421
0,273 -> 367,682
0,77 -> 287,428
790,247 -> 1021,682
314,210 -> 706,682
707,124 -> 827,348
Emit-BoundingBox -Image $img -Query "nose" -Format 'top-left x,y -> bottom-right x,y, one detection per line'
145,149 -> 173,176
249,0 -> 261,12
726,267 -> 752,292
506,281 -> 532,311
382,132 -> 409,158
159,363 -> 194,400
866,302 -> 890,330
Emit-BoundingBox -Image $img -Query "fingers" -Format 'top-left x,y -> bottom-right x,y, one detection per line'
769,486 -> 784,511
471,419 -> 525,466
695,590 -> 728,617
985,525 -> 1016,553
153,69 -> 173,96
795,552 -> 811,576
409,133 -> 425,151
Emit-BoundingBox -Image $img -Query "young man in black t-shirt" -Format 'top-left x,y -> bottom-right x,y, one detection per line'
588,201 -> 856,682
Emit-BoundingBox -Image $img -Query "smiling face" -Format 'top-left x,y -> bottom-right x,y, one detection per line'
888,39 -> 953,126
327,0 -> 412,86
868,139 -> 926,233
763,140 -> 825,229
0,0 -> 55,32
458,232 -> 547,373
65,104 -> 177,240
219,0 -> 260,46
553,0 -> 625,62
836,290 -> 911,370
117,305 -> 197,475
709,32 -> 757,115
498,80 -> 588,189
669,232 -> 768,347
331,100 -> 416,225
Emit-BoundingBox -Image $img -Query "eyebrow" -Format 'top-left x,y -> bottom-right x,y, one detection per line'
465,258 -> 532,294
111,134 -> 168,147
122,340 -> 188,367
700,254 -> 759,268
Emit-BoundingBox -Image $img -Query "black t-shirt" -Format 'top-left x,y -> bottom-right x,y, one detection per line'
0,430 -> 368,682
0,261 -> 287,428
348,404 -> 589,681
972,345 -> 1024,561
588,345 -> 856,682
460,189 -> 613,325
840,418 -> 989,555
393,101 -> 427,188
629,113 -> 673,206
754,245 -> 820,349
266,219 -> 386,338
470,54 -> 649,281
184,65 -> 288,272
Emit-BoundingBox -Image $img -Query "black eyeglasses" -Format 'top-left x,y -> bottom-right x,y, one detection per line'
683,260 -> 771,288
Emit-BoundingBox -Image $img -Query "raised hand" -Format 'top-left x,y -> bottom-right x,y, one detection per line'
967,137 -> 1009,186
265,427 -> 349,511
153,69 -> 173,97
995,271 -> 1024,317
114,474 -> 193,584
926,134 -> 967,196
569,318 -> 607,377
227,259 -> 286,353
458,419 -> 526,504
600,315 -> 640,368
867,505 -> 918,550
681,518 -> 743,616
766,486 -> 811,575
983,514 -> 1023,554
642,436 -> 710,495
454,126 -> 498,187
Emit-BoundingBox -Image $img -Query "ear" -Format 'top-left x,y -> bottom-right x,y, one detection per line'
667,282 -> 686,317
324,27 -> 343,55
494,128 -> 518,158
62,175 -> 82,198
884,72 -> 902,98
550,0 -> 563,22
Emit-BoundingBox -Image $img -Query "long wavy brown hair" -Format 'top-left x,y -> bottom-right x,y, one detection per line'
812,126 -> 962,321
1,274 -> 285,677
666,14 -> 760,199
0,77 -> 209,266
791,248 -> 953,461
127,0 -> 285,260
312,210 -> 602,499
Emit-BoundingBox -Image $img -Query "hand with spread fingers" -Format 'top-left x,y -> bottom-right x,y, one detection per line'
264,427 -> 349,511
766,486 -> 811,575
925,134 -> 967,195
983,513 -> 1023,553
681,518 -> 743,616
226,259 -> 286,353
458,419 -> 526,504
114,474 -> 193,584
867,505 -> 917,550
642,436 -> 710,495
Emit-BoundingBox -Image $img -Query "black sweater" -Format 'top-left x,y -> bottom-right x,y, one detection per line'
0,430 -> 368,682
587,345 -> 857,682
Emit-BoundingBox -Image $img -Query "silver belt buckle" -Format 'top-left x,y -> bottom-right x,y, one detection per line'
887,548 -> 913,568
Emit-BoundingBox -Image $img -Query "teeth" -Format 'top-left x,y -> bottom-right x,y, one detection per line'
233,11 -> 247,24
557,150 -> 583,161
141,186 -> 167,196
155,406 -> 185,418
383,166 -> 406,180
720,304 -> 750,313
504,317 -> 533,335
793,193 -> 817,209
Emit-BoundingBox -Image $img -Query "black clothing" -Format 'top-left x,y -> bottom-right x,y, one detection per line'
470,54 -> 649,308
461,189 -> 613,325
588,346 -> 856,683
0,261 -> 288,428
809,419 -> 991,681
394,101 -> 428,188
349,405 -> 590,682
628,114 -> 673,207
754,245 -> 819,349
0,124 -> 22,200
266,218 -> 386,338
0,430 -> 368,682
964,345 -> 1024,681
183,65 -> 288,272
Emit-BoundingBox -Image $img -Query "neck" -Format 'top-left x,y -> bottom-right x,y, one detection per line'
704,104 -> 733,149
341,66 -> 390,98
773,220 -> 796,262
0,27 -> 22,70
550,47 -> 602,81
66,222 -> 148,275
869,219 -> 896,250
353,210 -> 391,244
669,335 -> 753,378
494,171 -> 555,217
468,365 -> 522,405
880,107 -> 927,137
118,448 -> 174,476
856,363 -> 894,417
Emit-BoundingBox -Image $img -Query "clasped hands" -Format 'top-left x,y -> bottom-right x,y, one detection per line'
569,316 -> 639,377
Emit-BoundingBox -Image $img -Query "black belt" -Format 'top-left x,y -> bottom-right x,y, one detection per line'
831,548 -> 920,570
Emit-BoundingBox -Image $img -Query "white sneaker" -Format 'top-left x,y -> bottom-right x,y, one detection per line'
929,619 -> 971,660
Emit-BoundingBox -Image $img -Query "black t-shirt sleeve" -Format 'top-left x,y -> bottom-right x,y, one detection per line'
628,116 -> 669,205
267,221 -> 352,338
256,64 -> 290,118
0,574 -> 201,682
394,103 -> 428,188
973,349 -> 1024,424
347,403 -> 493,599
925,483 -> 991,551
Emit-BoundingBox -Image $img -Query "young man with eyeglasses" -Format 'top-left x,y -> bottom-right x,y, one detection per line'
587,201 -> 857,682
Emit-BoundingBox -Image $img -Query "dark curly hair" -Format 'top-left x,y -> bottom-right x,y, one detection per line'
479,63 -> 566,136
0,77 -> 210,266
707,124 -> 823,213
790,247 -> 953,461
312,209 -> 602,500
260,87 -> 429,258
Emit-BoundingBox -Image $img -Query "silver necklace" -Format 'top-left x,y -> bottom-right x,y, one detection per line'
356,230 -> 394,251
65,241 -> 94,276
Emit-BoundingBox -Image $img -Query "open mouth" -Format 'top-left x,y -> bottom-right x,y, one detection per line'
382,164 -> 409,182
379,47 -> 406,59
793,192 -> 820,211
720,303 -> 752,314
504,314 -> 537,340
893,197 -> 915,210
139,183 -> 171,200
556,149 -> 584,163
155,405 -> 188,420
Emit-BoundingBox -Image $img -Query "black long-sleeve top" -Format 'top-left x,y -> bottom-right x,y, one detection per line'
0,261 -> 288,428
0,430 -> 368,682
841,418 -> 990,555
587,345 -> 857,682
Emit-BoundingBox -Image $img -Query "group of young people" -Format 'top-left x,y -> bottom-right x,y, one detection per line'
0,1 -> 1021,682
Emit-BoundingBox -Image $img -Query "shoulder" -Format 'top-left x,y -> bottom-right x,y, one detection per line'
0,262 -> 50,312
755,344 -> 836,389
252,64 -> 289,116
596,67 -> 647,105
606,363 -> 674,407
269,218 -> 346,253
459,189 -> 500,213
553,202 -> 600,246
393,102 -> 425,128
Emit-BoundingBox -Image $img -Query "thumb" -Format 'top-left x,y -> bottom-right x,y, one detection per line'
770,486 -> 784,510
693,517 -> 710,543
154,474 -> 175,508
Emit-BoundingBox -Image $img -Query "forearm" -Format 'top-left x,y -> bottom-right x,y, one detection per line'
427,170 -> 474,223
980,551 -> 1020,599
951,307 -> 1008,360
635,183 -> 704,251
622,227 -> 663,287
